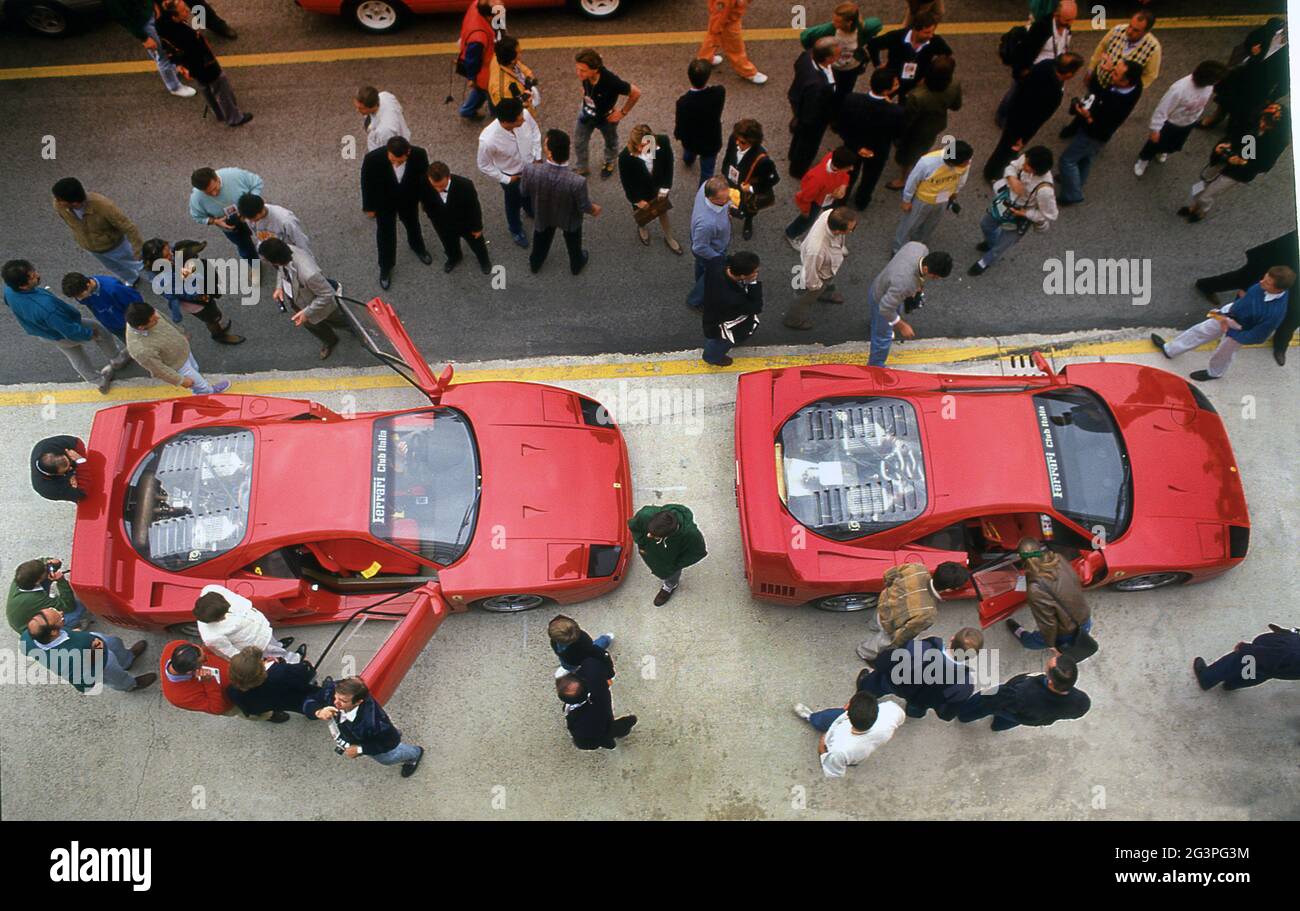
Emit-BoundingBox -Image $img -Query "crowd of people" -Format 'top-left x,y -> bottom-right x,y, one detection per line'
3,1 -> 1299,783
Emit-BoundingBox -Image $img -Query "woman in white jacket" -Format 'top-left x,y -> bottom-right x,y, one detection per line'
194,584 -> 302,663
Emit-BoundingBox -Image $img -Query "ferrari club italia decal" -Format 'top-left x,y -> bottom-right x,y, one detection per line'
1035,404 -> 1065,500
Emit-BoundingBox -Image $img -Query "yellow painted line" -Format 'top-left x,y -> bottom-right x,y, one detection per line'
0,15 -> 1278,81
0,333 -> 1285,408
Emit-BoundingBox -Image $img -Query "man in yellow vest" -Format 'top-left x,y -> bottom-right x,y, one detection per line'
893,139 -> 971,254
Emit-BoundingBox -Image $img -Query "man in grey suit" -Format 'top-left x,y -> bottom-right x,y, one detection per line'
239,194 -> 314,258
521,129 -> 602,275
257,238 -> 348,360
867,242 -> 952,367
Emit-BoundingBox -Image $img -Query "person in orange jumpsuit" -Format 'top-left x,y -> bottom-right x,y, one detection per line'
698,0 -> 768,84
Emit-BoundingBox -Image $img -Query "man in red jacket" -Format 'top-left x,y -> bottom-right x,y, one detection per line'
160,641 -> 238,716
785,146 -> 856,245
457,0 -> 496,120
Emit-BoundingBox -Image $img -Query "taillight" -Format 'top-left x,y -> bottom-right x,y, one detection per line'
578,397 -> 615,428
1228,525 -> 1249,559
587,545 -> 622,577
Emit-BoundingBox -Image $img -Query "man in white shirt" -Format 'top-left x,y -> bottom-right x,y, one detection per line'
237,193 -> 313,258
794,691 -> 905,778
193,583 -> 301,663
1133,60 -> 1227,176
355,86 -> 411,153
476,97 -> 543,248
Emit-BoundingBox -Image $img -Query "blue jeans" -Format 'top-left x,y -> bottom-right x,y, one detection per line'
977,211 -> 1025,269
371,742 -> 422,766
703,337 -> 734,365
866,287 -> 894,367
91,238 -> 143,285
459,85 -> 489,117
143,16 -> 182,92
223,222 -> 259,260
683,151 -> 718,184
1015,618 -> 1093,650
90,633 -> 140,691
785,206 -> 822,239
687,253 -> 716,308
501,180 -> 533,238
1057,133 -> 1105,203
808,708 -> 844,732
574,117 -> 620,172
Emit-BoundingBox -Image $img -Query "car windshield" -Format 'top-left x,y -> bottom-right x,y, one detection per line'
777,397 -> 928,541
124,427 -> 254,571
370,409 -> 481,565
1031,388 -> 1132,541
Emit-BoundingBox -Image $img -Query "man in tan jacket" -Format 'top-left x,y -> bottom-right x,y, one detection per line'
51,179 -> 144,286
124,302 -> 228,395
857,560 -> 969,662
1005,537 -> 1093,652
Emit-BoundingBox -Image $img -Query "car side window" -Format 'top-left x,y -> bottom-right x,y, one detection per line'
242,548 -> 298,579
909,523 -> 969,552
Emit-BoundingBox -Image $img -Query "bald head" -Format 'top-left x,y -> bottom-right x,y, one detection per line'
1056,0 -> 1077,26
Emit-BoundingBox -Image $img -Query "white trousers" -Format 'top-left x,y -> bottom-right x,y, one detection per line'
1164,318 -> 1242,377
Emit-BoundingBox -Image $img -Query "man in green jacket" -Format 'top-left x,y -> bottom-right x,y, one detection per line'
6,558 -> 89,634
628,503 -> 708,606
21,606 -> 155,693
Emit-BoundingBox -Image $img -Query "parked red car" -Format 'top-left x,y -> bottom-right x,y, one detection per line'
295,0 -> 625,34
70,298 -> 632,702
734,354 -> 1251,626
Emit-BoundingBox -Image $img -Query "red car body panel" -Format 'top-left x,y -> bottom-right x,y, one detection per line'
734,360 -> 1250,625
71,299 -> 632,701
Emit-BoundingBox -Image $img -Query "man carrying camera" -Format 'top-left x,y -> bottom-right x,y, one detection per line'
866,241 -> 952,366
1179,103 -> 1291,223
304,677 -> 425,778
7,558 -> 90,635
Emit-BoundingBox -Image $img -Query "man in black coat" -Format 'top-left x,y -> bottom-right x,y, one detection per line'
867,11 -> 952,98
957,654 -> 1091,731
835,67 -> 903,210
360,136 -> 433,289
701,250 -> 762,367
857,628 -> 983,720
984,53 -> 1084,182
557,656 -> 637,750
786,38 -> 839,178
1056,59 -> 1143,205
304,676 -> 425,777
1194,230 -> 1300,365
674,58 -> 727,184
421,160 -> 492,275
1194,624 -> 1300,691
31,435 -> 87,503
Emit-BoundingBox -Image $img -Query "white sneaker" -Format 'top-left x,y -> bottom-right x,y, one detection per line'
554,666 -> 568,679
786,235 -> 802,251
1133,159 -> 1149,177
710,54 -> 723,66
169,85 -> 197,98
793,703 -> 813,720
1156,153 -> 1169,163
747,72 -> 769,85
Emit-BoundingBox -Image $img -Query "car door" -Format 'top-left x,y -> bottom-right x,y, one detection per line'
337,295 -> 453,402
359,583 -> 449,704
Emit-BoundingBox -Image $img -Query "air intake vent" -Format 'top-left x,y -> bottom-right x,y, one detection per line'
759,581 -> 797,598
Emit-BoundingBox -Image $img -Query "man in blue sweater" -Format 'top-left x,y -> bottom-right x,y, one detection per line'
2,260 -> 129,393
1152,265 -> 1295,381
62,273 -> 140,343
687,177 -> 732,309
304,677 -> 424,778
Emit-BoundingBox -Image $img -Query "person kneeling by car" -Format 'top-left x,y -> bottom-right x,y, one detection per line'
1004,537 -> 1094,657
304,677 -> 425,778
856,561 -> 970,663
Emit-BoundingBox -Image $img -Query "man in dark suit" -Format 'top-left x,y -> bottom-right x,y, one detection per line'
31,435 -> 87,503
867,11 -> 952,98
304,676 -> 425,777
835,67 -> 903,210
857,627 -> 984,720
1194,624 -> 1300,691
984,53 -> 1084,182
674,58 -> 727,184
557,656 -> 637,750
786,37 -> 839,178
421,161 -> 492,275
360,135 -> 433,290
1194,230 -> 1299,365
520,129 -> 602,275
958,654 -> 1091,732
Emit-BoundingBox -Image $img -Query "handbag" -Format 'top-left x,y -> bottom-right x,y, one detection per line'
988,179 -> 1047,235
731,151 -> 774,217
633,196 -> 672,227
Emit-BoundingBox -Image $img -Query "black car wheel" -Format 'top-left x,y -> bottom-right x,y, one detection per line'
1110,572 -> 1190,592
812,592 -> 879,612
568,0 -> 623,20
166,621 -> 200,639
15,1 -> 73,36
475,593 -> 549,613
349,0 -> 407,34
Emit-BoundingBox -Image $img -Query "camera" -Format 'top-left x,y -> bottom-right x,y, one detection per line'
947,199 -> 961,215
1071,94 -> 1094,112
903,291 -> 925,314
46,559 -> 62,576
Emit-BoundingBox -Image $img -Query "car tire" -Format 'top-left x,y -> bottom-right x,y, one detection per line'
568,0 -> 623,20
811,592 -> 879,612
11,1 -> 75,36
1110,572 -> 1191,592
166,621 -> 201,639
474,593 -> 551,613
347,0 -> 408,34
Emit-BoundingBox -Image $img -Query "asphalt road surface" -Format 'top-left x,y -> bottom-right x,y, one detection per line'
0,1 -> 1293,386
